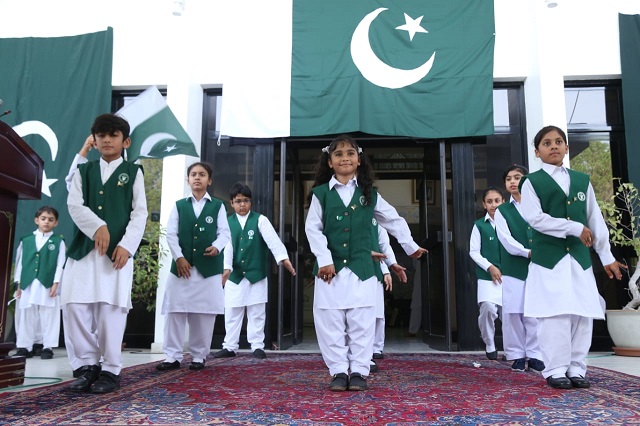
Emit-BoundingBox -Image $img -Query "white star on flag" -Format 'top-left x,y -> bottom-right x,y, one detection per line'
396,13 -> 428,41
165,144 -> 178,153
41,169 -> 58,197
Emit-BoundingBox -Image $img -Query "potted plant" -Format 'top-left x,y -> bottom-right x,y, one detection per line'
599,178 -> 640,356
132,222 -> 167,312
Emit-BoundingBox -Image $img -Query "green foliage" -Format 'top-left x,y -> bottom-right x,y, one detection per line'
132,222 -> 168,312
572,141 -> 614,203
140,158 -> 163,230
598,178 -> 640,259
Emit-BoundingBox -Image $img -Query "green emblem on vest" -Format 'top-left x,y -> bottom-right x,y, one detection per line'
372,218 -> 377,226
248,229 -> 255,239
577,191 -> 586,201
336,215 -> 343,221
359,196 -> 366,205
48,243 -> 56,251
205,215 -> 214,223
117,173 -> 129,186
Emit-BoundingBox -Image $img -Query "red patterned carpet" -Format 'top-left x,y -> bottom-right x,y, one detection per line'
2,353 -> 640,425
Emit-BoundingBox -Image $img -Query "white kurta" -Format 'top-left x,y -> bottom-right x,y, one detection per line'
305,177 -> 420,310
161,193 -> 230,315
61,157 -> 147,309
469,215 -> 502,306
520,163 -> 614,319
222,213 -> 289,307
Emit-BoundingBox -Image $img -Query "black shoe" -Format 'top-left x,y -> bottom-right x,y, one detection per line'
511,358 -> 526,372
546,376 -> 573,389
69,365 -> 101,392
369,360 -> 379,373
40,348 -> 54,359
90,371 -> 121,394
189,361 -> 205,371
72,367 -> 83,378
15,348 -> 33,358
568,375 -> 590,388
527,358 -> 545,372
156,360 -> 180,371
32,343 -> 44,356
348,372 -> 367,391
373,352 -> 384,360
485,350 -> 498,360
252,349 -> 267,359
213,348 -> 236,358
329,373 -> 349,391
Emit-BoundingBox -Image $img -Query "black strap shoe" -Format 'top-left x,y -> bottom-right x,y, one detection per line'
40,348 -> 54,359
15,348 -> 33,358
485,350 -> 498,360
329,373 -> 348,391
189,361 -> 205,371
213,348 -> 236,358
546,376 -> 573,389
252,349 -> 267,359
91,371 -> 121,394
32,344 -> 44,356
348,372 -> 368,391
156,360 -> 180,371
568,375 -> 590,388
69,365 -> 101,392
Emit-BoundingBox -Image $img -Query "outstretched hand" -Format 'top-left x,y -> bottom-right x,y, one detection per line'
605,261 -> 627,281
410,247 -> 428,259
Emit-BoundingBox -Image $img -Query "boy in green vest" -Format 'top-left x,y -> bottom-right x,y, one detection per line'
13,206 -> 65,360
61,113 -> 148,394
214,183 -> 296,359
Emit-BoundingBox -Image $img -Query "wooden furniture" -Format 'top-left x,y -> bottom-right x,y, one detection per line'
0,119 -> 44,388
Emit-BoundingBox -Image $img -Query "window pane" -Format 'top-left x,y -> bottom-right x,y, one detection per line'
565,88 -> 608,126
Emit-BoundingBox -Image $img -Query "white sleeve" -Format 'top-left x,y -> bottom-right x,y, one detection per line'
258,215 -> 289,264
116,169 -> 148,255
54,240 -> 66,283
494,209 -> 530,258
378,226 -> 397,267
166,204 -> 183,260
67,168 -> 107,240
304,194 -> 333,268
212,204 -> 231,252
65,154 -> 88,191
13,242 -> 23,284
469,224 -> 492,271
374,193 -> 420,256
586,183 -> 616,266
223,240 -> 233,271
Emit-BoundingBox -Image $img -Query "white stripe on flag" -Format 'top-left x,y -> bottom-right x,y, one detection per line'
117,86 -> 165,131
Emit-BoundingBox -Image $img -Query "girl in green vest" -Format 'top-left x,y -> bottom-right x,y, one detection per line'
305,134 -> 427,391
520,125 -> 626,389
469,187 -> 504,361
494,165 -> 544,373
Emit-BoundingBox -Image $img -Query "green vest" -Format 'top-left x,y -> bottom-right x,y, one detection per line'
474,217 -> 501,281
524,169 -> 591,270
228,211 -> 269,284
19,234 -> 63,289
66,160 -> 140,261
497,202 -> 531,281
311,184 -> 379,281
170,197 -> 224,278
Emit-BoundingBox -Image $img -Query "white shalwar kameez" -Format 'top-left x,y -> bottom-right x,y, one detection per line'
520,163 -> 614,379
306,176 -> 419,376
373,227 -> 396,355
161,193 -> 230,364
61,157 -> 147,376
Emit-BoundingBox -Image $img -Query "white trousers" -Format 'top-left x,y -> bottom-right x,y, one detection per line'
537,314 -> 592,379
65,302 -> 128,375
478,301 -> 501,352
373,317 -> 385,354
502,312 -> 540,360
222,303 -> 266,352
163,312 -> 216,363
313,306 -> 375,377
15,305 -> 60,350
62,307 -> 97,371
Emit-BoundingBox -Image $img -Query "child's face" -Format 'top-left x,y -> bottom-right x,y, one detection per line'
482,190 -> 504,218
535,130 -> 568,167
94,130 -> 131,162
230,194 -> 252,216
34,211 -> 58,233
328,142 -> 360,178
504,170 -> 524,197
187,165 -> 212,192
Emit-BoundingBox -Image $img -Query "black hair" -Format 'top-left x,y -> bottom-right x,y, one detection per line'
187,162 -> 213,178
306,134 -> 376,207
533,125 -> 567,150
482,186 -> 504,202
35,206 -> 59,220
91,113 -> 130,141
502,164 -> 529,182
229,182 -> 252,200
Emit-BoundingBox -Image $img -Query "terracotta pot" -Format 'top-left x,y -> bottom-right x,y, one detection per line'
606,309 -> 640,356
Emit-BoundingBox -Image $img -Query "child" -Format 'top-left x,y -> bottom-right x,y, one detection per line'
156,162 -> 230,371
12,206 -> 65,359
61,113 -> 148,393
213,183 -> 296,360
494,165 -> 544,373
519,125 -> 625,389
305,134 -> 426,391
469,187 -> 504,360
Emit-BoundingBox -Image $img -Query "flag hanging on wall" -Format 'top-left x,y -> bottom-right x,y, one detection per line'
619,12 -> 640,189
116,86 -> 198,162
220,0 -> 495,139
0,28 -> 113,254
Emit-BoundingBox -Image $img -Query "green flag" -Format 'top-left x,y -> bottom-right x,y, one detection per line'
619,13 -> 640,188
291,0 -> 495,138
117,86 -> 198,162
0,29 -> 113,251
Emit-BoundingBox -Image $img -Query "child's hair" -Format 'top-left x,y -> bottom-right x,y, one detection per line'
482,186 -> 504,203
533,125 -> 567,150
229,182 -> 252,200
502,164 -> 529,181
34,205 -> 59,220
91,114 -> 131,141
187,161 -> 213,178
306,134 -> 376,206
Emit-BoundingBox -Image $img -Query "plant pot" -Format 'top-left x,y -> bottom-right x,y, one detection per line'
605,309 -> 640,356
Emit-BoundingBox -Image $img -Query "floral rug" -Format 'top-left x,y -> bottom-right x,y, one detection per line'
1,353 -> 640,425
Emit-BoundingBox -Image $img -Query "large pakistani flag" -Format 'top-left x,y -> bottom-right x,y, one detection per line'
220,0 -> 495,139
0,29 -> 113,253
116,86 -> 198,162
